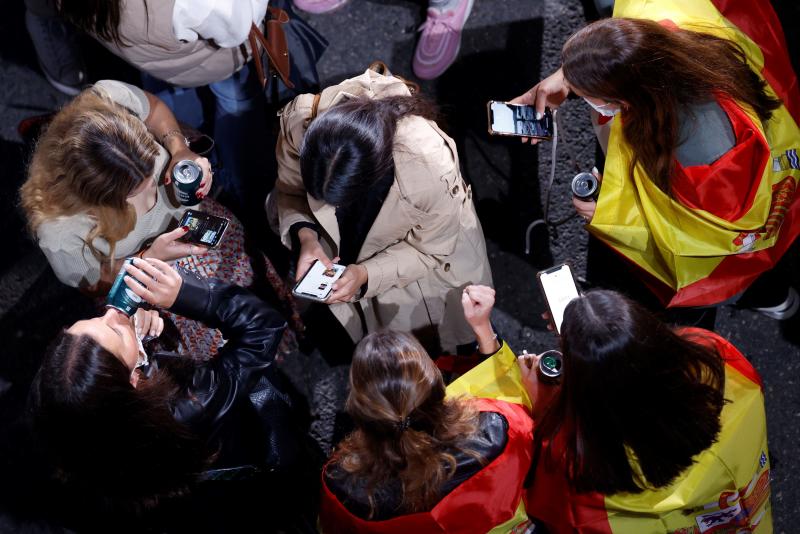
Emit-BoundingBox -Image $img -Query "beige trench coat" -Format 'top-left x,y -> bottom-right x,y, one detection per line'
275,69 -> 493,352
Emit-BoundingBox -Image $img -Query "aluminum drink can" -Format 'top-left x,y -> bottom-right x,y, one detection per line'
106,258 -> 143,316
537,351 -> 563,384
173,159 -> 203,206
571,172 -> 599,200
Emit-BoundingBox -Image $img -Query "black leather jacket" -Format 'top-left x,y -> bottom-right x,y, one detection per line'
142,270 -> 292,472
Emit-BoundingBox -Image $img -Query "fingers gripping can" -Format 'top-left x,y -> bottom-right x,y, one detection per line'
106,258 -> 143,316
537,351 -> 563,384
173,160 -> 203,206
571,172 -> 599,200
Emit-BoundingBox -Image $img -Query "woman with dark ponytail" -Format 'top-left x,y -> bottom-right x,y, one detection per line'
275,66 -> 493,355
319,329 -> 533,532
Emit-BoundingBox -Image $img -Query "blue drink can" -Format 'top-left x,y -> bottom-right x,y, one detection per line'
105,258 -> 143,316
173,160 -> 203,206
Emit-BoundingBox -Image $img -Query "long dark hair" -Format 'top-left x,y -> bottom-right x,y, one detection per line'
300,94 -> 439,207
535,290 -> 726,494
561,18 -> 780,193
58,0 -> 130,46
29,332 -> 206,512
330,331 -> 479,517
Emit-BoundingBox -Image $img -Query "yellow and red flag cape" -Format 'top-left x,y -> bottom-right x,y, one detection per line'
449,331 -> 771,534
589,0 -> 800,307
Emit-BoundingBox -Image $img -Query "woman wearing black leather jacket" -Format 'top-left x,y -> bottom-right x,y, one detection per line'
30,258 -> 302,526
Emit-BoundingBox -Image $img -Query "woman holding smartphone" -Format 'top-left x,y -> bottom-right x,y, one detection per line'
29,259 -> 303,528
459,285 -> 772,533
20,80 -> 289,354
275,65 -> 492,354
515,2 -> 800,320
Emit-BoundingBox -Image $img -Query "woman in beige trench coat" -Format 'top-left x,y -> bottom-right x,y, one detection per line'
275,67 -> 492,353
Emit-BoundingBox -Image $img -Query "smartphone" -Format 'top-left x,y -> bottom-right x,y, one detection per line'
292,260 -> 346,302
537,263 -> 581,334
178,209 -> 230,248
487,101 -> 553,139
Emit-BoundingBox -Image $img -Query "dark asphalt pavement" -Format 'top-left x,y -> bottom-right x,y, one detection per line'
0,0 -> 798,532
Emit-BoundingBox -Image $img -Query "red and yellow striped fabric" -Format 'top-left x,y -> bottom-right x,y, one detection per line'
587,0 -> 800,307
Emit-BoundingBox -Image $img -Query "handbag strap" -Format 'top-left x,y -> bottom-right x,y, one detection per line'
248,7 -> 295,90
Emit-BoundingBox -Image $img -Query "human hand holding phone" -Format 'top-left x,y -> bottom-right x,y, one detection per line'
327,264 -> 368,304
511,67 -> 569,144
537,264 -> 581,334
296,228 -> 338,282
143,226 -> 208,262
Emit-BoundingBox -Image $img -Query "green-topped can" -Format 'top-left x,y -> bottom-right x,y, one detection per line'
106,258 -> 143,316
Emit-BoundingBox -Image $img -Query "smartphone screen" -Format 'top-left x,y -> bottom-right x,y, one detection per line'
179,210 -> 229,248
293,260 -> 346,301
538,264 -> 581,334
489,101 -> 552,138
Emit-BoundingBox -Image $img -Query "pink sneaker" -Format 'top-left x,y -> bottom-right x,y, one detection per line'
412,0 -> 475,80
293,0 -> 349,14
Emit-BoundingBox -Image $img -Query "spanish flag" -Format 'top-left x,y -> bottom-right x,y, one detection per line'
448,332 -> 771,534
589,0 -> 800,307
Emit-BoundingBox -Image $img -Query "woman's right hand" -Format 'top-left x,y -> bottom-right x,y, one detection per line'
143,226 -> 208,262
511,67 -> 570,144
123,257 -> 183,309
462,285 -> 499,354
296,227 -> 337,282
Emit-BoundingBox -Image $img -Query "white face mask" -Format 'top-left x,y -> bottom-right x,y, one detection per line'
583,97 -> 621,117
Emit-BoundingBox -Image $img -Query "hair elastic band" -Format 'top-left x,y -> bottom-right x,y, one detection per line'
395,417 -> 411,432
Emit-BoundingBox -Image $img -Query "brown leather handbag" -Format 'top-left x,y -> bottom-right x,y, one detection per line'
248,6 -> 295,90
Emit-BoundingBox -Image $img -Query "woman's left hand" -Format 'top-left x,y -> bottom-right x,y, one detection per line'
571,167 -> 602,223
327,264 -> 368,304
166,148 -> 213,201
517,352 -> 559,420
133,308 -> 164,339
124,257 -> 184,309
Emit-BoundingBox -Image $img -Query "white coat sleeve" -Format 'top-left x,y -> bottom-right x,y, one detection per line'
172,0 -> 269,48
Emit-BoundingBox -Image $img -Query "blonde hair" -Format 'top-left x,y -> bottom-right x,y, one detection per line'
20,88 -> 160,262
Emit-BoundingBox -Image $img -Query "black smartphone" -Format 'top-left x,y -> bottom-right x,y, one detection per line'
178,209 -> 229,248
537,263 -> 581,334
487,101 -> 553,139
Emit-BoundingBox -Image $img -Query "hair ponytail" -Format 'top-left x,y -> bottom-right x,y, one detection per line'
331,331 -> 479,517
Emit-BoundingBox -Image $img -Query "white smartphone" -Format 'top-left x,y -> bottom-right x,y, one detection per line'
292,260 -> 346,302
487,101 -> 553,139
537,263 -> 581,334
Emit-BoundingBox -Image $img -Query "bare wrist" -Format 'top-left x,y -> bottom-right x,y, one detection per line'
298,227 -> 318,244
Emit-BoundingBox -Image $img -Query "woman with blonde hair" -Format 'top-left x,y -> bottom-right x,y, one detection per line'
319,322 -> 533,532
20,80 -> 279,354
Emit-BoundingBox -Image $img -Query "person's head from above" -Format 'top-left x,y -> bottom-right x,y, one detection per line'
560,17 -> 780,192
21,89 -> 160,258
29,310 -> 205,509
300,94 -> 437,208
536,289 -> 726,495
332,330 -> 479,516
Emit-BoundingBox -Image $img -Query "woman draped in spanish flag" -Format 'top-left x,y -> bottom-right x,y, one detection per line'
517,0 -> 800,316
318,318 -> 534,533
448,285 -> 771,534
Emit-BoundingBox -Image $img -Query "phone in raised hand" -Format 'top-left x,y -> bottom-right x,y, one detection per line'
537,263 -> 581,334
